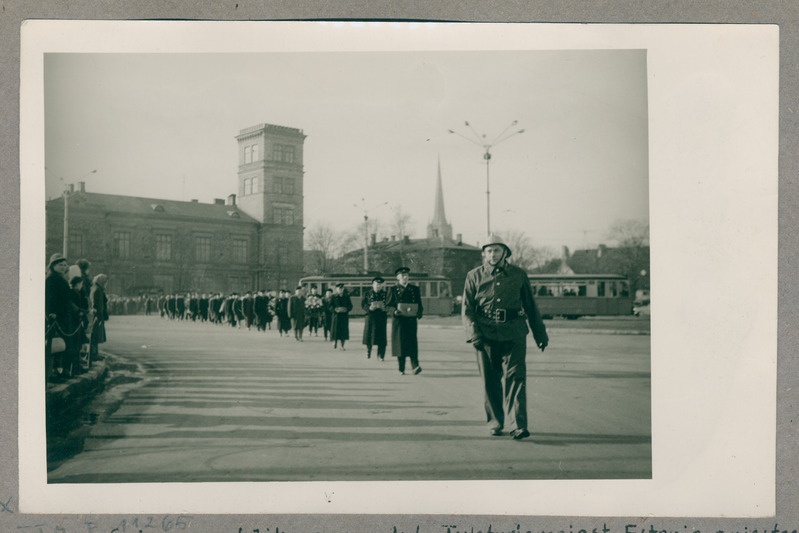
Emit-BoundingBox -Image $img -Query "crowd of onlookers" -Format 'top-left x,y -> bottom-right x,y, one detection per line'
44,254 -> 109,383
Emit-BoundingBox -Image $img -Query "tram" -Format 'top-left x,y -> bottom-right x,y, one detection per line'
298,273 -> 455,316
528,273 -> 634,319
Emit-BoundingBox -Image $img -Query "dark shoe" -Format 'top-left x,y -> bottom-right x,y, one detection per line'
413,366 -> 422,375
399,371 -> 405,375
490,427 -> 503,437
511,428 -> 530,440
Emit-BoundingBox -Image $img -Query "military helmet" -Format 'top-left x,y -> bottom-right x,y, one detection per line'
481,233 -> 512,257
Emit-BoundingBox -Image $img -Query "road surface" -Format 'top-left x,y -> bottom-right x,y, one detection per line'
47,315 -> 651,482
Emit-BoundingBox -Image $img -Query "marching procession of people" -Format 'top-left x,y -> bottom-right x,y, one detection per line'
145,267 -> 428,376
45,234 -> 551,440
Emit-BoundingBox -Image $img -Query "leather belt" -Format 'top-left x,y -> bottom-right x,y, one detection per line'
480,308 -> 524,323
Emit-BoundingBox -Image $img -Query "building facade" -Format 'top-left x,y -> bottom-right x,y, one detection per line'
45,122 -> 306,296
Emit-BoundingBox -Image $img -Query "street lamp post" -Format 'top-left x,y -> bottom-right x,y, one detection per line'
449,120 -> 524,237
354,199 -> 388,273
62,169 -> 97,258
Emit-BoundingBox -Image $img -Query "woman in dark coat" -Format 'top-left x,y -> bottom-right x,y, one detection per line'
361,276 -> 388,360
386,267 -> 424,375
329,283 -> 353,350
89,274 -> 109,364
44,253 -> 81,381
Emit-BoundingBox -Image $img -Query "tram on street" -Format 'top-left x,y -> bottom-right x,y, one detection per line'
528,273 -> 634,319
299,273 -> 455,316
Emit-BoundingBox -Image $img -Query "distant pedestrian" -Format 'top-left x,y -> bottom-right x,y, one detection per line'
361,276 -> 388,361
386,267 -> 423,375
275,289 -> 291,336
462,234 -> 549,440
330,283 -> 352,350
289,286 -> 306,341
322,288 -> 334,340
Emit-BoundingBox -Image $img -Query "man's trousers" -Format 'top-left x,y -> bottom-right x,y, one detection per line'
475,336 -> 528,432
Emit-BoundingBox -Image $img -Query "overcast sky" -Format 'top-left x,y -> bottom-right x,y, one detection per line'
44,50 -> 648,251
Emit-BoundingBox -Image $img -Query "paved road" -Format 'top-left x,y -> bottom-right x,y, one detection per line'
47,316 -> 651,482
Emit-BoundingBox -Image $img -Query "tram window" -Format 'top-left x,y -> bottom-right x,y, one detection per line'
418,283 -> 427,297
578,285 -> 587,297
349,286 -> 361,297
538,286 -> 548,296
441,283 -> 451,297
598,282 -> 606,297
430,282 -> 438,297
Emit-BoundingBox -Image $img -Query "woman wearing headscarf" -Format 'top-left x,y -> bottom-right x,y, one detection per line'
89,273 -> 109,364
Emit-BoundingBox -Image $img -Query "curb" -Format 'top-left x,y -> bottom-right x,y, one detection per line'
46,358 -> 109,461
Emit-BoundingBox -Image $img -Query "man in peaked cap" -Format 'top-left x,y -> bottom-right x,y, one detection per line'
462,233 -> 549,440
386,266 -> 424,375
361,275 -> 388,360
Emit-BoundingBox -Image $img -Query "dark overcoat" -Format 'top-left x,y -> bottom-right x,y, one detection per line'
361,288 -> 388,347
330,292 -> 353,341
386,283 -> 423,357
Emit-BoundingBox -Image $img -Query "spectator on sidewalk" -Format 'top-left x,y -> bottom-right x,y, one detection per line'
89,274 -> 109,364
45,253 -> 81,381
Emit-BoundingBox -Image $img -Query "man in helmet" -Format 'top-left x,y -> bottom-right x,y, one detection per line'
462,234 -> 549,440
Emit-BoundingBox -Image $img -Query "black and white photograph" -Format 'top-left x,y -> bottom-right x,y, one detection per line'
18,21 -> 778,518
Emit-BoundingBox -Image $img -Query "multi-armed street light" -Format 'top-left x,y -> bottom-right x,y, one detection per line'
448,120 -> 525,238
354,198 -> 388,273
62,169 -> 97,257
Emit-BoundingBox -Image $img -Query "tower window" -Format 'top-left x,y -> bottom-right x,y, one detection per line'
273,206 -> 295,225
273,144 -> 295,163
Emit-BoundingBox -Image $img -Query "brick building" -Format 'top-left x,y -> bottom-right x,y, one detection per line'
45,123 -> 306,296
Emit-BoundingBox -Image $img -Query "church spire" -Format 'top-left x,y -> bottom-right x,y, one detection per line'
427,155 -> 453,241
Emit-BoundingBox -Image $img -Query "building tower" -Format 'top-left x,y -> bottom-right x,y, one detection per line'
235,123 -> 306,289
426,156 -> 453,241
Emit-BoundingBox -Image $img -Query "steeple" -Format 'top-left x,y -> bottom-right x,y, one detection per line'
427,155 -> 453,241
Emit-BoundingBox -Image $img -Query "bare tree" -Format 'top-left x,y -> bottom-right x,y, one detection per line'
390,206 -> 413,240
605,218 -> 650,294
500,229 -> 559,272
305,223 -> 342,274
606,219 -> 649,247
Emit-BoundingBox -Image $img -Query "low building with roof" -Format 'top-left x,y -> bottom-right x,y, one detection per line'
46,122 -> 306,296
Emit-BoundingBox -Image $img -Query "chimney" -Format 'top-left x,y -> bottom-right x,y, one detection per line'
597,244 -> 607,258
214,198 -> 225,205
403,235 -> 411,244
370,233 -> 377,246
78,181 -> 85,193
456,233 -> 462,245
226,194 -> 237,206
68,184 -> 75,193
561,245 -> 570,261
191,199 -> 198,203
391,235 -> 396,241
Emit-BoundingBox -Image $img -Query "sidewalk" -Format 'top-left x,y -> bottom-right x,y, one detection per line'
46,358 -> 109,464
